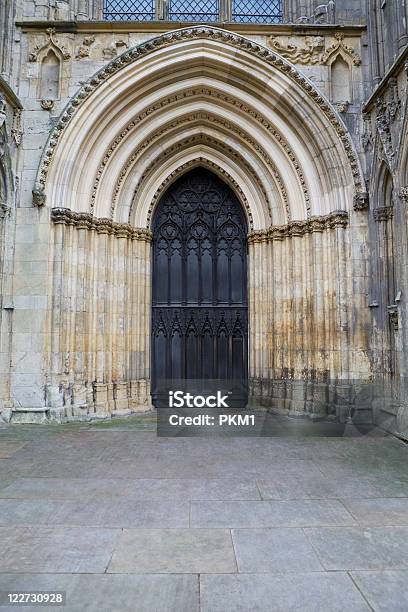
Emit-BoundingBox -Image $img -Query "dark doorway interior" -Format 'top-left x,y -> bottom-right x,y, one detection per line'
151,167 -> 248,406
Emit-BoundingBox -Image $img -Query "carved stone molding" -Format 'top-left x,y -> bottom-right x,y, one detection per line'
41,99 -> 54,111
268,36 -> 324,65
362,113 -> 373,152
388,77 -> 401,122
29,28 -> 71,62
35,27 -> 365,201
147,158 -> 254,229
247,210 -> 348,243
32,185 -> 46,207
76,36 -> 95,60
50,207 -> 152,241
11,108 -> 22,146
373,206 -> 393,222
375,98 -> 395,165
321,33 -> 362,66
334,101 -> 349,114
0,203 -> 10,219
353,192 -> 369,211
102,39 -> 128,60
132,134 -> 269,228
111,111 -> 290,220
400,187 -> 408,203
269,32 -> 361,67
387,305 -> 399,331
90,94 -> 303,220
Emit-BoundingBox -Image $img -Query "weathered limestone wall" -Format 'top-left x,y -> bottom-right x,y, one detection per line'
247,210 -> 374,420
1,1 -> 407,427
44,209 -> 152,420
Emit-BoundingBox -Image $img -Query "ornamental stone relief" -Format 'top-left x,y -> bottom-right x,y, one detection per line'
89,91 -> 305,220
75,36 -> 96,60
33,27 -> 366,207
28,28 -> 71,62
268,32 -> 361,67
247,210 -> 348,243
129,134 -> 270,228
373,206 -> 393,222
400,187 -> 408,203
268,36 -> 324,65
105,112 -> 290,221
50,207 -> 152,241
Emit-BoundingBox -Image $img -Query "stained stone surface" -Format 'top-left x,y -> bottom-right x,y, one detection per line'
0,574 -> 199,612
108,528 -> 237,574
351,571 -> 408,612
200,573 -> 371,612
0,421 -> 407,610
191,499 -> 357,528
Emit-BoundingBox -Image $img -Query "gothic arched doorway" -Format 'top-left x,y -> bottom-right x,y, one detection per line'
151,167 -> 248,406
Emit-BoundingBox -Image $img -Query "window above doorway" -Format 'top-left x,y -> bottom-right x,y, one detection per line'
103,0 -> 283,23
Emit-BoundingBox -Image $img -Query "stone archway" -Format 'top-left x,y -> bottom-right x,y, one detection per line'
23,27 -> 372,420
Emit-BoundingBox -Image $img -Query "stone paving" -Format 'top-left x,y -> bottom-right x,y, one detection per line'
0,416 -> 408,611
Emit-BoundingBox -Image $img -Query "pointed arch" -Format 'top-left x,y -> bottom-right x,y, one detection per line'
35,26 -> 365,229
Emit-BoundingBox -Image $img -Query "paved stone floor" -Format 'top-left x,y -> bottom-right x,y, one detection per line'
0,415 -> 408,611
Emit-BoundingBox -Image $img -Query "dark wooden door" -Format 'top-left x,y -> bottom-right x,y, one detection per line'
151,167 -> 248,405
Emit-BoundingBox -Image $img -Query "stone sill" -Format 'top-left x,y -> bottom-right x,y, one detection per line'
16,20 -> 366,37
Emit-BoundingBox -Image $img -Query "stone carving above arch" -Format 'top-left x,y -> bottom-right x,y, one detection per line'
101,112 -> 290,221
145,158 -> 254,230
29,28 -> 71,63
268,36 -> 325,65
269,32 -> 361,68
34,26 -> 366,206
321,33 -> 361,67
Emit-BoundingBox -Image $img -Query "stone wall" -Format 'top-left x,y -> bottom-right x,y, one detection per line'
45,209 -> 152,420
0,2 -> 407,426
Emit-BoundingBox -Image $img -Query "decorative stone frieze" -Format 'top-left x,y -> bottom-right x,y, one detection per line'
29,28 -> 71,62
50,207 -> 152,241
373,206 -> 394,222
35,27 -> 366,201
247,210 -> 348,244
353,191 -> 369,211
268,36 -> 324,65
268,32 -> 361,67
